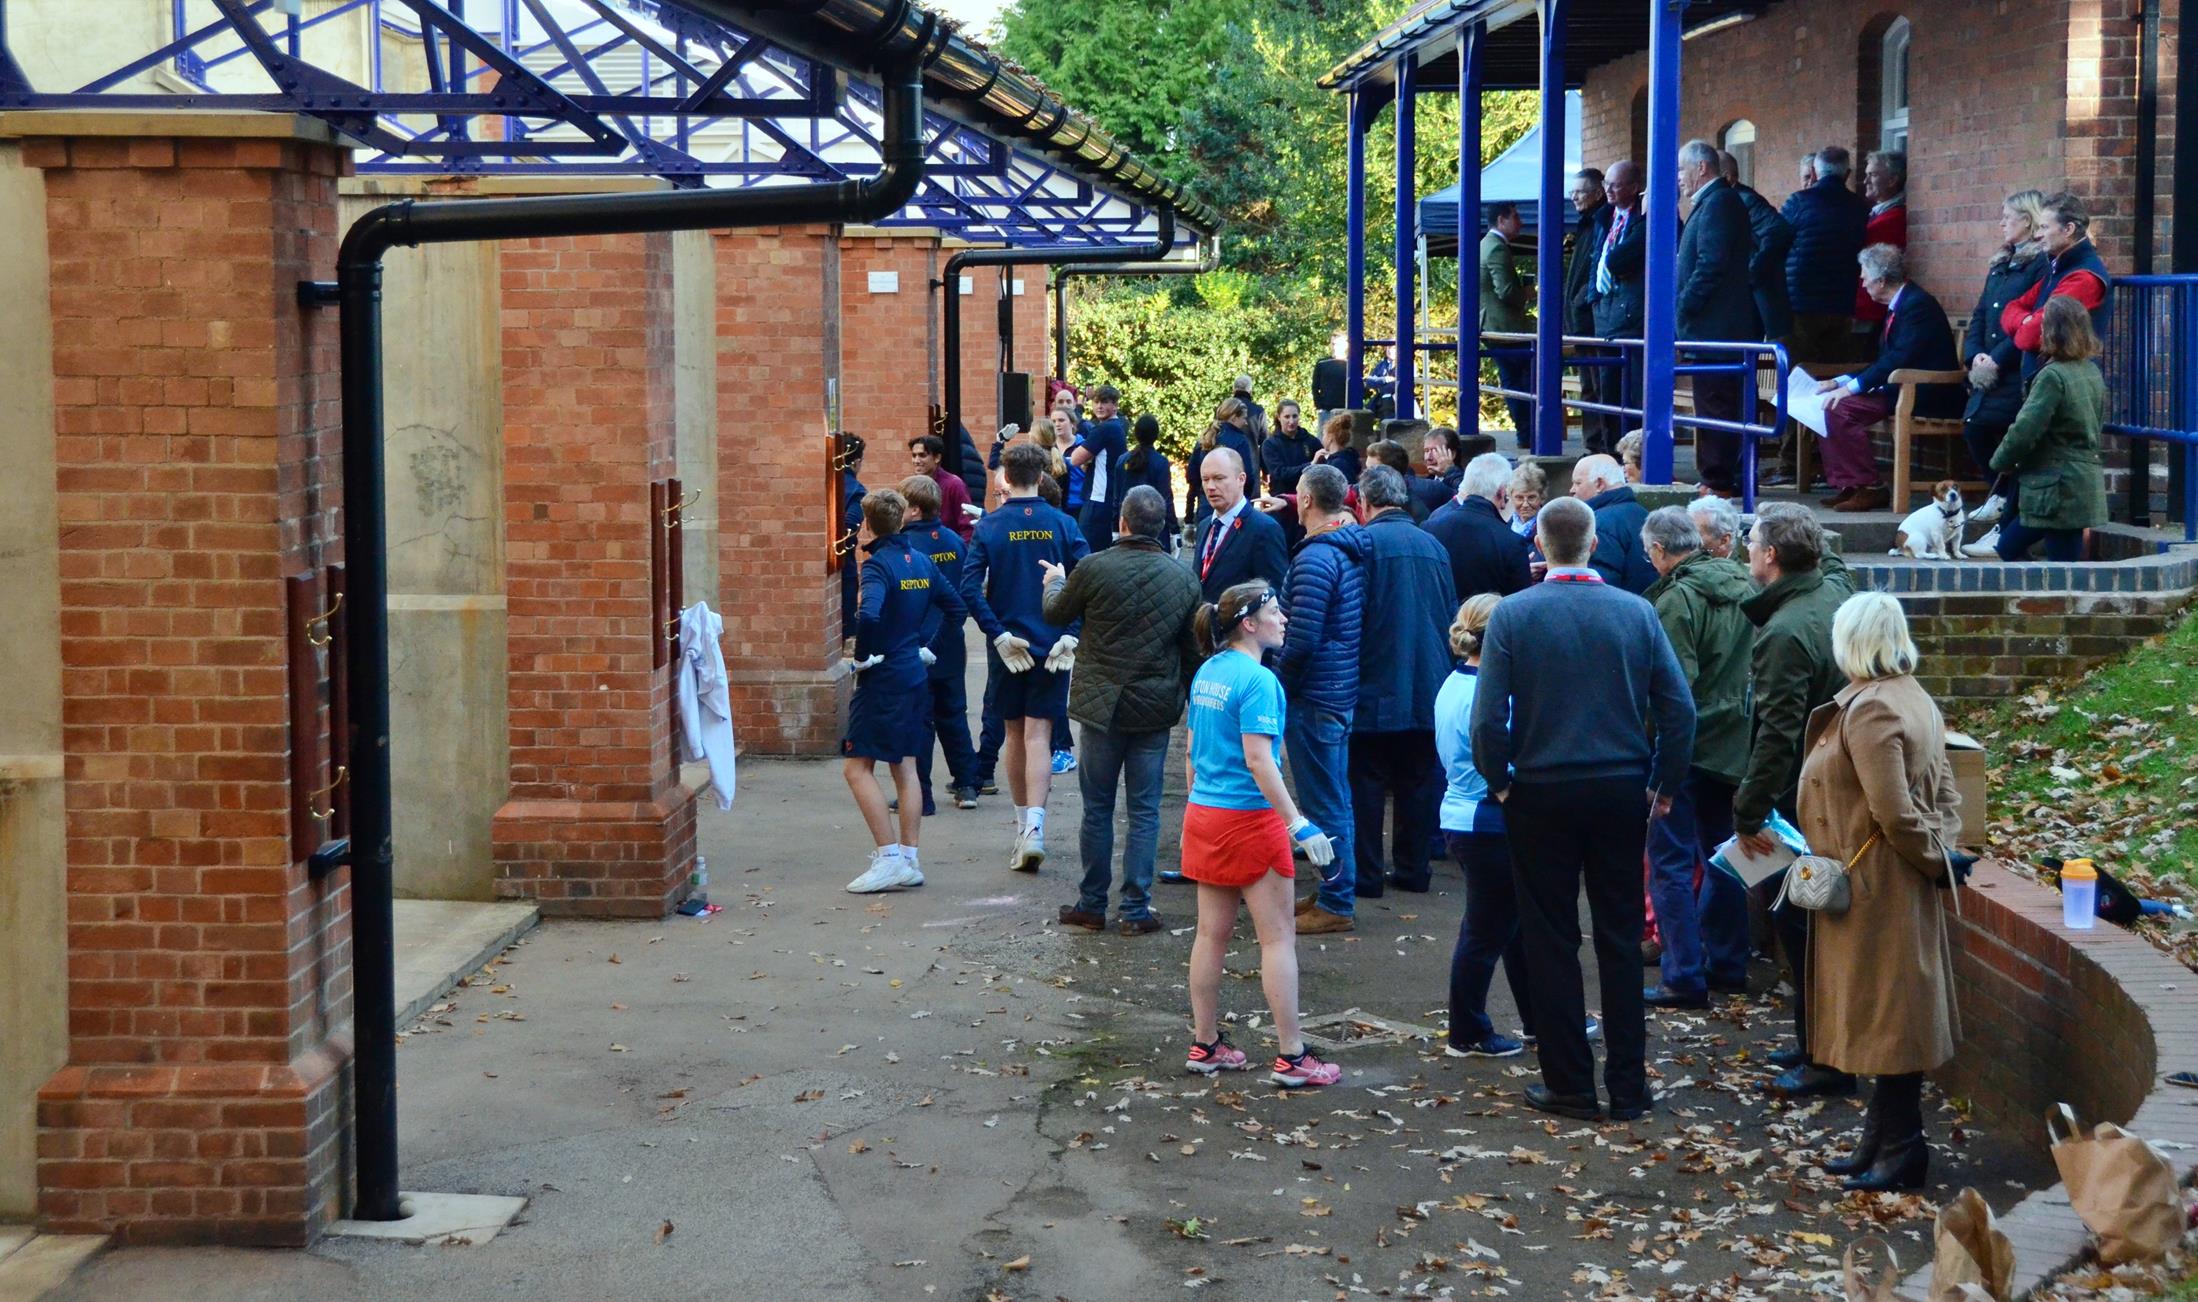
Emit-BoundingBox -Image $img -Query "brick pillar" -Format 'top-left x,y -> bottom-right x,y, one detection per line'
713,225 -> 846,755
956,262 -> 1004,438
840,232 -> 938,488
490,232 -> 697,916
24,119 -> 352,1245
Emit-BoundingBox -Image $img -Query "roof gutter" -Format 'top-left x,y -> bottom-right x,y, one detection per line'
298,11 -> 940,1226
712,0 -> 1220,234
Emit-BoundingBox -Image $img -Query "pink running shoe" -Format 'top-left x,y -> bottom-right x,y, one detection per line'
1184,1034 -> 1250,1075
1270,1049 -> 1342,1089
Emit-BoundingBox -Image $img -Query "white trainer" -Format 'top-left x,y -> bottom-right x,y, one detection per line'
846,849 -> 916,894
1969,494 -> 2008,526
1011,829 -> 1045,874
1960,526 -> 2002,560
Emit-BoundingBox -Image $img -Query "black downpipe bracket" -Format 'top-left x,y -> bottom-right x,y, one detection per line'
941,206 -> 1175,476
303,37 -> 936,1223
1051,233 -> 1221,384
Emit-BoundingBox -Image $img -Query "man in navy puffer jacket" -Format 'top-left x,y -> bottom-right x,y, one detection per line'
1277,464 -> 1368,932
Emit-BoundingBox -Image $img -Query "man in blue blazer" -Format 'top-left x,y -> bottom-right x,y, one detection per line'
1589,161 -> 1647,454
1193,446 -> 1289,603
1676,140 -> 1761,497
1813,244 -> 1962,512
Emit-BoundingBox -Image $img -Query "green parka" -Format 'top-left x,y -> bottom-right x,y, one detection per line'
1989,359 -> 2108,532
1732,562 -> 1852,834
1645,552 -> 1756,785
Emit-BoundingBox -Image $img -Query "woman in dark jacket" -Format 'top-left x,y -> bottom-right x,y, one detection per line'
1957,190 -> 2051,548
1115,414 -> 1178,551
1314,411 -> 1361,485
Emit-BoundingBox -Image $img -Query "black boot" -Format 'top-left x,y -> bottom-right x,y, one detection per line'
1842,1074 -> 1927,1192
1822,1095 -> 1885,1177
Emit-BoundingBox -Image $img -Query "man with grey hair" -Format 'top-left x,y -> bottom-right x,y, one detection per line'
1676,137 -> 1759,497
1855,149 -> 1908,331
1588,160 -> 1648,455
1042,484 -> 1203,934
1425,451 -> 1531,600
1232,373 -> 1268,441
1472,495 -> 1695,1120
1640,506 -> 1756,1007
1348,465 -> 1458,897
1571,453 -> 1655,593
1686,494 -> 1742,558
1811,243 -> 1961,512
1736,503 -> 1855,1096
1280,463 -> 1370,932
1781,145 -> 1869,371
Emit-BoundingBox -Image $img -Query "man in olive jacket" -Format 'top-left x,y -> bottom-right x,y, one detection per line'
1734,505 -> 1854,1098
1640,508 -> 1755,1009
1480,202 -> 1535,445
1041,486 -> 1203,935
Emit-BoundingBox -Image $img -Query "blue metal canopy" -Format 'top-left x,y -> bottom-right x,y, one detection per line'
0,0 -> 1213,250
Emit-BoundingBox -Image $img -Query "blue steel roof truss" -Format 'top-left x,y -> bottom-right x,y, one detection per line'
0,0 -> 1175,247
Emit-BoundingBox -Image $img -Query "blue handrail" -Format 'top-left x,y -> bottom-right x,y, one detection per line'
2103,275 -> 2198,541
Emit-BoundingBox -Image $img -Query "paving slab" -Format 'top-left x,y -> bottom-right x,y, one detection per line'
326,1194 -> 526,1247
0,1234 -> 105,1301
394,899 -> 539,1030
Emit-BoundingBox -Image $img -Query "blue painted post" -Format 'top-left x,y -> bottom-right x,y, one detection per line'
1347,88 -> 1370,410
1458,22 -> 1484,435
1532,0 -> 1567,455
1641,0 -> 1686,485
1394,53 -> 1419,420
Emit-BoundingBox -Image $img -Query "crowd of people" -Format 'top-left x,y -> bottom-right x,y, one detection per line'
1490,145 -> 2114,557
834,368 -> 1974,1175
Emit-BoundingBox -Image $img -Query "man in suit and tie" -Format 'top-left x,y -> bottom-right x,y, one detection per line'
1564,169 -> 1619,454
1194,446 -> 1289,603
1588,162 -> 1645,455
1813,244 -> 1961,513
1675,139 -> 1762,498
1479,203 -> 1535,447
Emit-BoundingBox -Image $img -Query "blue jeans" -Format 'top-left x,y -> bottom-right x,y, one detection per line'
1646,771 -> 1739,992
1997,518 -> 2082,561
1446,831 -> 1533,1044
1284,704 -> 1357,916
1076,726 -> 1168,920
1688,776 -> 1748,986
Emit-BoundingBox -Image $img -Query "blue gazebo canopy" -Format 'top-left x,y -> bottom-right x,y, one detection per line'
1418,90 -> 1581,252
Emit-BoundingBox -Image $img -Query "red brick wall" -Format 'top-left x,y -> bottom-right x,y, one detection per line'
713,225 -> 846,754
956,262 -> 1006,439
491,232 -> 697,916
839,234 -> 937,492
1576,0 -> 2177,295
27,127 -> 352,1245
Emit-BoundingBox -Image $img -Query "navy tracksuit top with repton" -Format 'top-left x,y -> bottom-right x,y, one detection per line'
962,494 -> 1087,650
907,517 -> 969,675
855,534 -> 965,683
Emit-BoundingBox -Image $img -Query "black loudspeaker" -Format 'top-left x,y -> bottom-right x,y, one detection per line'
1310,357 -> 1348,412
998,371 -> 1040,434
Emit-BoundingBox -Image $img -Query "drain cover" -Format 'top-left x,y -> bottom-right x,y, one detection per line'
1296,1008 -> 1441,1053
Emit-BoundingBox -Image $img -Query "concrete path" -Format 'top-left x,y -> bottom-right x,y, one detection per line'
56,746 -> 2048,1301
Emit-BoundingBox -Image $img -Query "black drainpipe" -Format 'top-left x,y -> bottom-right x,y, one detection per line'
297,32 -> 936,1224
1051,233 -> 1221,383
941,207 -> 1175,474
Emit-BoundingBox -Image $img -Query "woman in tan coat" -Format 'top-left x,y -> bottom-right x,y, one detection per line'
1797,592 -> 1966,1192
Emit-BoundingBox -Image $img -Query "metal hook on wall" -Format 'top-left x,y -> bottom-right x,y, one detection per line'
307,766 -> 349,822
306,590 -> 346,646
663,489 -> 702,525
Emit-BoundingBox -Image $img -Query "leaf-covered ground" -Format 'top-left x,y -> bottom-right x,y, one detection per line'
1959,608 -> 2198,964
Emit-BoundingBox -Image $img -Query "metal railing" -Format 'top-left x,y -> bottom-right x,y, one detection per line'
2104,275 -> 2198,541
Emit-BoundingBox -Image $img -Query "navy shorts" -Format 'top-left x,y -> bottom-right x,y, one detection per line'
989,660 -> 1069,722
842,668 -> 926,762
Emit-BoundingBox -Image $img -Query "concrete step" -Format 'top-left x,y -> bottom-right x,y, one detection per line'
0,1230 -> 107,1300
393,899 -> 540,1030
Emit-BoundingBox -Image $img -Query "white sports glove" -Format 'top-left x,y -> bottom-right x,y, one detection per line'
1287,817 -> 1336,869
851,653 -> 884,672
962,503 -> 984,520
1043,634 -> 1078,673
994,632 -> 1036,673
918,647 -> 937,667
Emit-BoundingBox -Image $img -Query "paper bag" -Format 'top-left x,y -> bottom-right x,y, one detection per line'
2048,1103 -> 2184,1265
1842,1236 -> 1902,1302
1929,1187 -> 2014,1300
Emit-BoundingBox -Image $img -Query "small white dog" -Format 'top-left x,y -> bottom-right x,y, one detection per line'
1890,480 -> 1966,560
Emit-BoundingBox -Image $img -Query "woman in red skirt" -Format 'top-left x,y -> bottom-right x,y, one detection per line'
1181,581 -> 1343,1089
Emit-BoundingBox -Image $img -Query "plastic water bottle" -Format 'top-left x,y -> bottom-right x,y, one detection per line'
2061,858 -> 2096,930
689,854 -> 709,906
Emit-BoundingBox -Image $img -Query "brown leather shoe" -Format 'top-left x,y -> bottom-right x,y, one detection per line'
1296,894 -> 1318,915
1834,484 -> 1890,513
1819,486 -> 1856,506
1297,905 -> 1355,934
1057,905 -> 1106,932
1118,915 -> 1162,936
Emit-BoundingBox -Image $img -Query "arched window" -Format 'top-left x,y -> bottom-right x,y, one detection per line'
1879,18 -> 1911,152
1720,119 -> 1757,188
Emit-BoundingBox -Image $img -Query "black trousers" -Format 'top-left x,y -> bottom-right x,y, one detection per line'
1348,730 -> 1440,890
1503,774 -> 1651,1107
1691,370 -> 1744,494
1581,342 -> 1626,454
1763,865 -> 1816,1057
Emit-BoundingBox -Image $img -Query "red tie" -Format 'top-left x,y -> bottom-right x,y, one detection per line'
1201,518 -> 1229,577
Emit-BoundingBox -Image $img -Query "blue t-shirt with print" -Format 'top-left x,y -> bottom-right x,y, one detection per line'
1187,649 -> 1286,811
